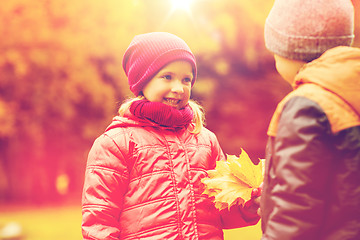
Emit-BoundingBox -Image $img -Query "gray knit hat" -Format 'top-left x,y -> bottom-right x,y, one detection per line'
264,0 -> 355,62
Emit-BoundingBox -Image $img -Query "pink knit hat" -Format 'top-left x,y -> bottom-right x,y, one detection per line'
264,0 -> 354,62
122,32 -> 197,96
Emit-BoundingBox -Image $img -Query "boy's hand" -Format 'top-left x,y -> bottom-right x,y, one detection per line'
244,183 -> 263,216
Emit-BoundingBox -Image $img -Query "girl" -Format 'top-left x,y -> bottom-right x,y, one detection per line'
81,32 -> 260,240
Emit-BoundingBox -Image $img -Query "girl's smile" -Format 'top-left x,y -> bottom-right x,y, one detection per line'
164,98 -> 182,107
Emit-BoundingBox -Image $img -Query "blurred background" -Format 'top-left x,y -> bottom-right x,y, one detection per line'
0,0 -> 359,239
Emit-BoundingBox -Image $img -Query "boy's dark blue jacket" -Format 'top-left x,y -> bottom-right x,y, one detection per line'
261,46 -> 360,240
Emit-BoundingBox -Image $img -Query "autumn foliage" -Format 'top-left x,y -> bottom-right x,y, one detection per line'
0,0 -> 359,203
202,149 -> 264,210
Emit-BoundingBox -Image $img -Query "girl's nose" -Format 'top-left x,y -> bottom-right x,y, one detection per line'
171,80 -> 184,93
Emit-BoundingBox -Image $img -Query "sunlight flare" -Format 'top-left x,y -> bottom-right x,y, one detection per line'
171,0 -> 194,12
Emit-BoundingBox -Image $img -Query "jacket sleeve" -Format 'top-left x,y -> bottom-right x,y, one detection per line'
262,97 -> 334,240
81,132 -> 130,240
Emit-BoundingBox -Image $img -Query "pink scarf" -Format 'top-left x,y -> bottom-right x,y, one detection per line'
130,100 -> 193,129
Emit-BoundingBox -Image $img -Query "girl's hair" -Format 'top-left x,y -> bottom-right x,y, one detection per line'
118,97 -> 205,134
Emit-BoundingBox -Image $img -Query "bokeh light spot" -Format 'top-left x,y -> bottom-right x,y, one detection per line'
56,174 -> 70,195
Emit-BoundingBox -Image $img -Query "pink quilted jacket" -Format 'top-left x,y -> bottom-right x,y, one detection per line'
82,114 -> 259,239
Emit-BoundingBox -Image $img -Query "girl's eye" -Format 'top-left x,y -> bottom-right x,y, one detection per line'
183,77 -> 192,83
163,75 -> 172,80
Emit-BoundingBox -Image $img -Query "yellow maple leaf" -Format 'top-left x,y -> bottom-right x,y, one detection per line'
201,148 -> 264,210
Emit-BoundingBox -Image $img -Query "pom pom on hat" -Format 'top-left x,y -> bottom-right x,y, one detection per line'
264,0 -> 355,62
123,32 -> 197,96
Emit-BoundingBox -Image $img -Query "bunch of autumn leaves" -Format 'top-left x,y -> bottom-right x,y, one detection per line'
201,149 -> 264,210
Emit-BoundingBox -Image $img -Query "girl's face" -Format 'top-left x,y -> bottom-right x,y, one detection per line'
142,60 -> 193,110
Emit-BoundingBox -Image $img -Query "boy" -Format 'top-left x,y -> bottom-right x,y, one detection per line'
260,0 -> 360,239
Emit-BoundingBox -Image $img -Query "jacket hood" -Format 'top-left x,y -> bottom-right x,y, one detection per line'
105,114 -> 158,132
294,46 -> 360,115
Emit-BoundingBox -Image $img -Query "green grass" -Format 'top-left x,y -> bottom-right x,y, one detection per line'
224,223 -> 262,240
0,204 -> 261,240
0,204 -> 83,240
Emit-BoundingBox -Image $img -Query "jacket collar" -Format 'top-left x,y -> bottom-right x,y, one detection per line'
294,46 -> 360,116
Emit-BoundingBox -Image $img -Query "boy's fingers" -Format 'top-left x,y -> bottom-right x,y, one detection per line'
251,188 -> 259,197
